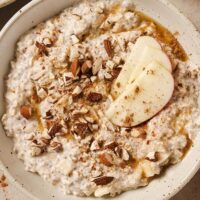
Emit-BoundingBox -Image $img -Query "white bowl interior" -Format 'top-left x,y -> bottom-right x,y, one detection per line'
0,0 -> 200,200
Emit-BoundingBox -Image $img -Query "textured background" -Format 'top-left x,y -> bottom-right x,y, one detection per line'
0,0 -> 200,199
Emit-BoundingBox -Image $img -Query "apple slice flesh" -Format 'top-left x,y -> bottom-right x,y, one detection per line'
128,46 -> 172,85
125,36 -> 161,66
111,36 -> 161,99
106,61 -> 174,127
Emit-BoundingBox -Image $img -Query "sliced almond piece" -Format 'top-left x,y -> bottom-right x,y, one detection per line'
146,152 -> 160,162
121,148 -> 130,161
87,92 -> 103,102
104,39 -> 113,58
71,34 -> 80,44
73,123 -> 89,138
72,86 -> 82,97
93,176 -> 114,186
92,58 -> 102,75
48,123 -> 62,138
90,140 -> 100,151
35,41 -> 48,56
98,153 -> 113,167
81,60 -> 92,74
71,58 -> 79,77
104,142 -> 118,150
50,141 -> 63,152
20,105 -> 32,119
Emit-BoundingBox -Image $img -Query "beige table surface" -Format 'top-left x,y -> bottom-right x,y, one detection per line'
0,0 -> 200,199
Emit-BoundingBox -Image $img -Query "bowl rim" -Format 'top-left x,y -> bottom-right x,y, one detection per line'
0,0 -> 16,9
1,0 -> 200,199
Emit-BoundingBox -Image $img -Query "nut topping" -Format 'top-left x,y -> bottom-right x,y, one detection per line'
72,86 -> 83,97
92,58 -> 102,75
87,92 -> 103,102
42,37 -> 53,47
44,110 -> 54,120
114,146 -> 123,158
90,140 -> 100,151
93,176 -> 114,186
146,152 -> 160,162
81,60 -> 92,74
121,148 -> 130,161
114,146 -> 130,161
104,39 -> 113,57
88,123 -> 99,132
40,137 -> 51,145
104,141 -> 118,150
98,153 -> 113,167
71,107 -> 89,116
48,123 -> 62,138
71,58 -> 80,77
50,141 -> 63,152
73,123 -> 89,137
20,105 -> 32,119
84,116 -> 95,123
104,72 -> 113,80
63,72 -> 74,86
71,34 -> 80,44
35,41 -> 49,56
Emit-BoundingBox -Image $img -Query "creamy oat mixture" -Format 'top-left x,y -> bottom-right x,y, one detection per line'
2,0 -> 200,197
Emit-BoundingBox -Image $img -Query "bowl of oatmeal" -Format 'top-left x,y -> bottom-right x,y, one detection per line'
1,0 -> 200,199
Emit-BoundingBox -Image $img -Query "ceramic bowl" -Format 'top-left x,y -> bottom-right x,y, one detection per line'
1,0 -> 200,199
0,0 -> 16,8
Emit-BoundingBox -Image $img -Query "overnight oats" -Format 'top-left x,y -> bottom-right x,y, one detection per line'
2,0 -> 200,197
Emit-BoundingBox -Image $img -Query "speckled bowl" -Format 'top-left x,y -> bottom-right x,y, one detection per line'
0,0 -> 200,200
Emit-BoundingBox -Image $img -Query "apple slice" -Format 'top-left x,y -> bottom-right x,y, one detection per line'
112,36 -> 161,99
128,46 -> 172,85
106,61 -> 174,127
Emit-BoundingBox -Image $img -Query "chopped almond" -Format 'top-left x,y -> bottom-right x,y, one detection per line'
35,41 -> 49,56
71,58 -> 79,77
111,68 -> 122,79
81,60 -> 92,74
20,105 -> 32,119
73,123 -> 89,137
146,152 -> 160,162
98,153 -> 113,167
93,176 -> 114,186
48,123 -> 62,138
87,92 -> 103,102
104,142 -> 118,150
104,39 -> 113,57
